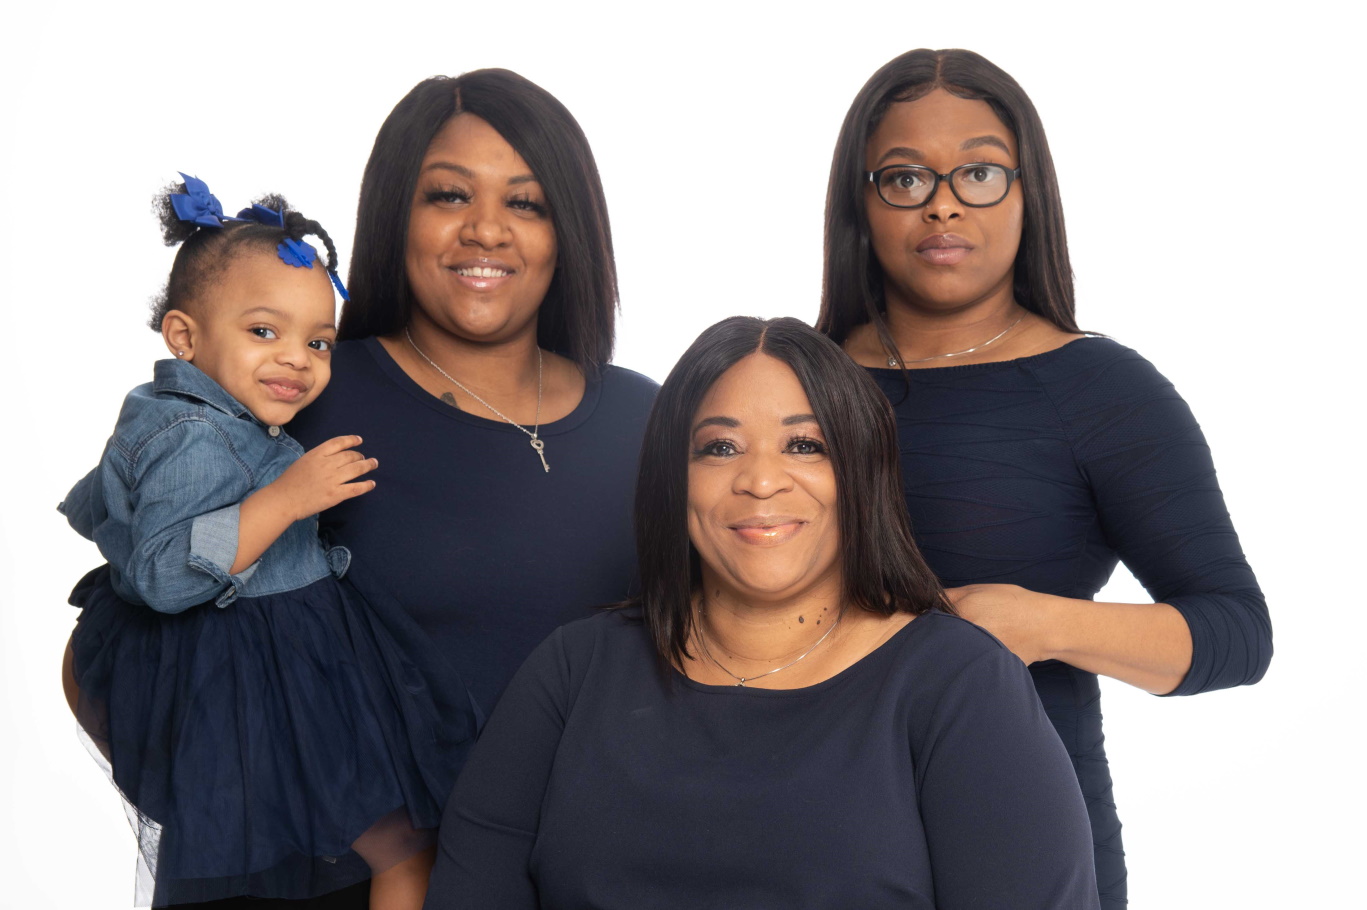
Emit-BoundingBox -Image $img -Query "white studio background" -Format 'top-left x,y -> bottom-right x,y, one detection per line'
1,2 -> 1360,906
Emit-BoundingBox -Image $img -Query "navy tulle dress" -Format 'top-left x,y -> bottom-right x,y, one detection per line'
60,359 -> 478,906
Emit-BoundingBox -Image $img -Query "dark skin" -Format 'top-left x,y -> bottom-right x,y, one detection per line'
379,113 -> 584,430
848,89 -> 1191,694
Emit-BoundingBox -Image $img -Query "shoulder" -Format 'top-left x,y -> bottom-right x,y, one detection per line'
894,610 -> 1017,671
891,613 -> 1044,727
112,382 -> 233,461
505,609 -> 651,708
539,608 -> 650,670
595,364 -> 660,413
1029,336 -> 1176,397
1026,337 -> 1204,450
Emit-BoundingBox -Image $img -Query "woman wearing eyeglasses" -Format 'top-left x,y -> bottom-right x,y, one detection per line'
818,49 -> 1271,908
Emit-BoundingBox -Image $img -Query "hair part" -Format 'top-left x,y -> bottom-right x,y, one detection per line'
632,316 -> 950,671
342,69 -> 617,374
817,48 -> 1079,351
149,184 -> 343,330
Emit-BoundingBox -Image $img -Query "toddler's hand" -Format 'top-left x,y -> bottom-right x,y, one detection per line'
268,435 -> 377,522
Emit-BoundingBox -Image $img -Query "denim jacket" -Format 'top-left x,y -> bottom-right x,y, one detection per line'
59,358 -> 349,614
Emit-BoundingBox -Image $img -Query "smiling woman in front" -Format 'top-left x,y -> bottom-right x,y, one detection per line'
422,317 -> 1099,910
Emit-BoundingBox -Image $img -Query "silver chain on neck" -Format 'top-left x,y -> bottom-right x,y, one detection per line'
887,316 -> 1025,367
695,604 -> 845,687
405,327 -> 549,473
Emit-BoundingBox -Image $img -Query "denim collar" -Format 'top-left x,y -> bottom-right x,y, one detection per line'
152,358 -> 257,422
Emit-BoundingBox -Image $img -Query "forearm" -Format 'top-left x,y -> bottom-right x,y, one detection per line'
231,485 -> 296,574
1043,596 -> 1192,695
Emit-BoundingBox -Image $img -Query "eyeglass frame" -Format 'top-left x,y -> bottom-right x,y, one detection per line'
865,162 -> 1023,209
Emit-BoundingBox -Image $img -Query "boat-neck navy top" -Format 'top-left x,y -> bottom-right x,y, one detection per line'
288,337 -> 658,718
864,336 -> 1271,907
424,609 -> 1100,910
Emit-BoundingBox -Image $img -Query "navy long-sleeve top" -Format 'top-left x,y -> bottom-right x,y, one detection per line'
865,336 -> 1272,905
288,337 -> 658,718
424,609 -> 1100,910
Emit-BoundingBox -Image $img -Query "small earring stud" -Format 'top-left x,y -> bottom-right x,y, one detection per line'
177,351 -> 185,357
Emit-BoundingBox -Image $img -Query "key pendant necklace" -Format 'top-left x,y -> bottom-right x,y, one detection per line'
405,328 -> 550,473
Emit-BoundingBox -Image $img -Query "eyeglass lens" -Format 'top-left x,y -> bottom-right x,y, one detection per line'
875,164 -> 1011,207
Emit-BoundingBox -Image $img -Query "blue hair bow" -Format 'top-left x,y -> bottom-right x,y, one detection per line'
170,173 -> 225,227
235,203 -> 286,229
176,175 -> 351,301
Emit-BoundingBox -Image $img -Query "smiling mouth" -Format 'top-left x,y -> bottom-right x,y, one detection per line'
263,380 -> 307,402
454,266 -> 511,278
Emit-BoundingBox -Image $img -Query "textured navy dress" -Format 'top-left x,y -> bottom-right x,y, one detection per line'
425,609 -> 1100,909
865,337 -> 1272,908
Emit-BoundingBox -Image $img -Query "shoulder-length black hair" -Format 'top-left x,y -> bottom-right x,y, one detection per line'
818,48 -> 1079,349
633,316 -> 949,668
340,68 -> 617,373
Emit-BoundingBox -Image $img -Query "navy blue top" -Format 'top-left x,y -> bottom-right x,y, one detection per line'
288,337 -> 658,717
866,336 -> 1272,905
424,610 -> 1100,910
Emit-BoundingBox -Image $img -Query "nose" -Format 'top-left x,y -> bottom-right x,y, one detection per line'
276,337 -> 310,370
460,194 -> 512,249
732,449 -> 796,499
921,178 -> 963,223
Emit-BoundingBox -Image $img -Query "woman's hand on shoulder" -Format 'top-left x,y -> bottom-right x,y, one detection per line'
945,584 -> 1060,665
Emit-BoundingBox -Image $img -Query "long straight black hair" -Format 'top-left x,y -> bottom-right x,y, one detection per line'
818,48 -> 1079,349
632,316 -> 949,669
340,69 -> 617,374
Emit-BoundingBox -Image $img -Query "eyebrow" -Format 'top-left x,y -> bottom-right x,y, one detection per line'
422,162 -> 538,185
241,307 -> 336,331
960,135 -> 1012,155
692,416 -> 740,433
691,413 -> 819,434
874,135 -> 1012,167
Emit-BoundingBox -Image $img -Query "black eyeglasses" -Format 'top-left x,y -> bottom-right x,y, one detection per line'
866,163 -> 1021,209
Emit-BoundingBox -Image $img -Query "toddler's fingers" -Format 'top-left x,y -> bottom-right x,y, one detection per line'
315,434 -> 364,455
345,458 -> 379,480
340,479 -> 377,499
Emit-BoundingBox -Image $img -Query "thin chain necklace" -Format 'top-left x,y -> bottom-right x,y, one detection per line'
886,316 -> 1025,367
405,327 -> 549,473
695,605 -> 845,687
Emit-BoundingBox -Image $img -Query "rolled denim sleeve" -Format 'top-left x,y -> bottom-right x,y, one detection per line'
125,418 -> 259,613
188,504 -> 261,607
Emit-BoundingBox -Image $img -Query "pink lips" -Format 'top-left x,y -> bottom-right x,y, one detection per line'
915,233 -> 973,266
262,378 -> 307,402
730,517 -> 805,546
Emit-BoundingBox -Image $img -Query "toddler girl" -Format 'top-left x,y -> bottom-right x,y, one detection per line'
59,175 -> 476,909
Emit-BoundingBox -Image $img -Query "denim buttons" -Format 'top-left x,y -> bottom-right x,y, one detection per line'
268,426 -> 281,437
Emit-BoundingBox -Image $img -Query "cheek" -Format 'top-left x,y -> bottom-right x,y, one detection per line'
685,471 -> 724,553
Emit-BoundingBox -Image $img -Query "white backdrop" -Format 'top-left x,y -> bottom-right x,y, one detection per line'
2,1 -> 1361,906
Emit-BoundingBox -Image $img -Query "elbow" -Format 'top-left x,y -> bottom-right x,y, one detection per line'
1165,590 -> 1272,696
125,544 -> 225,615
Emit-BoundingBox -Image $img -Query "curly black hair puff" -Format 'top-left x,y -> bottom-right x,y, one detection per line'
147,185 -> 345,331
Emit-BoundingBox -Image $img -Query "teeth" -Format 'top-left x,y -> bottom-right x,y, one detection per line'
457,266 -> 510,278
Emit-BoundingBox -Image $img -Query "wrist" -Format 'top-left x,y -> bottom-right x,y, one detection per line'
248,482 -> 296,525
1031,592 -> 1077,663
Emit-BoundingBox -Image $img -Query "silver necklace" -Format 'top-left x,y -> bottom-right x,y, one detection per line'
695,605 -> 844,687
886,316 -> 1025,367
405,327 -> 549,473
